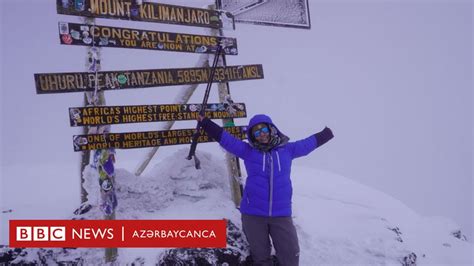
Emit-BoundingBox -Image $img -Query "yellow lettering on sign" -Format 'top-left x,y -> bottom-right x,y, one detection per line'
108,133 -> 121,142
122,139 -> 162,149
159,105 -> 180,112
140,32 -> 149,41
82,116 -> 99,125
148,132 -> 159,139
178,136 -> 191,144
87,142 -> 112,150
180,112 -> 197,120
214,68 -> 225,81
169,6 -> 177,21
175,8 -> 184,22
243,66 -> 262,78
90,0 -> 100,13
155,71 -> 174,84
163,138 -> 178,145
157,113 -> 174,120
38,74 -> 86,91
163,42 -> 183,51
140,41 -> 156,48
160,5 -> 170,21
197,135 -> 209,142
139,5 -> 148,19
87,134 -> 106,143
190,9 -> 198,24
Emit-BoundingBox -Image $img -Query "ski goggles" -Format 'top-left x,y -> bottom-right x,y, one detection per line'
253,126 -> 269,138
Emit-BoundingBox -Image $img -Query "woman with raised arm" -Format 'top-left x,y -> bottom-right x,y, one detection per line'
198,114 -> 334,266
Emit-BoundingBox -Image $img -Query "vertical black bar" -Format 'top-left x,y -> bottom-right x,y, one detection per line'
186,45 -> 223,166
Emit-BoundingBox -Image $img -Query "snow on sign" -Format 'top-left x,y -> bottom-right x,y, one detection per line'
34,64 -> 263,94
68,103 -> 247,126
57,0 -> 234,29
58,22 -> 238,55
218,0 -> 311,29
72,126 -> 247,151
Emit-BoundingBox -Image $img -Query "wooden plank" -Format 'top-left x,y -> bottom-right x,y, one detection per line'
73,126 -> 247,151
35,64 -> 263,94
58,22 -> 238,55
69,103 -> 247,126
57,0 -> 234,29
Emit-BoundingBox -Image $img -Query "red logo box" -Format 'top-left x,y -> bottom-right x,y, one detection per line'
10,220 -> 227,248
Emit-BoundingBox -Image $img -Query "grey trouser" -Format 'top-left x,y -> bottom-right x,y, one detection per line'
242,214 -> 300,266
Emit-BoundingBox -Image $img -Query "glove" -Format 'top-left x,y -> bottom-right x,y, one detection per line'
200,117 -> 224,142
315,127 -> 334,147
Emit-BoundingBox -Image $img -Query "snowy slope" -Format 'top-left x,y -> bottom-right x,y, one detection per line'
291,166 -> 472,265
2,149 -> 471,265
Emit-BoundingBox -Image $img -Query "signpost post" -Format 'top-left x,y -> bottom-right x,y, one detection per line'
213,2 -> 243,208
78,16 -> 118,263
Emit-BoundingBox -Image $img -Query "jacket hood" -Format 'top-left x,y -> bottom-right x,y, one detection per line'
248,114 -> 273,129
247,114 -> 289,148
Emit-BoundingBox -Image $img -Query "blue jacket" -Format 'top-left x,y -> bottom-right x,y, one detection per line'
213,114 -> 325,217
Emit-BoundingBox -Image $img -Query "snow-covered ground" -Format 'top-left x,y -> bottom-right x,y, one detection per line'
2,149 -> 471,265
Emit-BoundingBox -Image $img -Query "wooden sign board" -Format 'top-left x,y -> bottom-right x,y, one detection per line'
69,103 -> 247,126
57,0 -> 234,29
72,126 -> 247,151
35,64 -> 263,94
58,22 -> 238,55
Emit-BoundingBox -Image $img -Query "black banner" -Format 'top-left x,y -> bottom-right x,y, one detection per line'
72,126 -> 247,151
57,0 -> 234,29
58,22 -> 238,55
69,103 -> 247,126
34,64 -> 263,94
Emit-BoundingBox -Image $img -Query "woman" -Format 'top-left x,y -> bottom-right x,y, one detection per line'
198,114 -> 334,266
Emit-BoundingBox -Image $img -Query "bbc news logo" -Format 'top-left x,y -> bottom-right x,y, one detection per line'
16,226 -> 66,241
10,220 -> 226,248
16,226 -> 114,241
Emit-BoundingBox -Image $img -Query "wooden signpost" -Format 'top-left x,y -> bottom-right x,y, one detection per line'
31,0 -> 283,263
79,16 -> 119,262
212,2 -> 244,209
